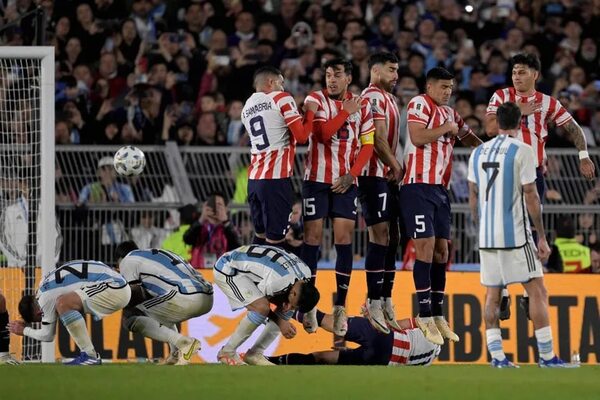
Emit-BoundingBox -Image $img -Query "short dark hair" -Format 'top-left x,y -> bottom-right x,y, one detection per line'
323,58 -> 353,75
18,295 -> 36,323
253,66 -> 282,81
511,53 -> 541,72
496,102 -> 522,130
556,215 -> 575,238
368,51 -> 399,70
426,67 -> 454,82
297,282 -> 320,313
115,240 -> 139,260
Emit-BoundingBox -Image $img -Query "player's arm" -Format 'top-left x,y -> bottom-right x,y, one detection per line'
332,130 -> 375,193
484,113 -> 499,137
287,110 -> 314,144
9,321 -> 57,342
408,121 -> 458,146
468,181 -> 479,226
562,119 -> 596,180
313,97 -> 361,142
523,182 -> 550,260
458,129 -> 483,147
373,119 -> 403,181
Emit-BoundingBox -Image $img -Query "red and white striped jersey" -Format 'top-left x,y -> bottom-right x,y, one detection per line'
486,88 -> 573,168
241,91 -> 302,180
388,328 -> 441,366
303,90 -> 375,184
360,84 -> 401,178
402,94 -> 466,187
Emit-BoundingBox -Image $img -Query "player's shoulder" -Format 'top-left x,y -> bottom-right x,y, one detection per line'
268,91 -> 295,103
491,87 -> 514,101
306,90 -> 325,102
361,85 -> 385,99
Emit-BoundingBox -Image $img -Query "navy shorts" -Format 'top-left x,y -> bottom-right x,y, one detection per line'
337,317 -> 393,365
358,177 -> 401,227
247,178 -> 293,241
399,183 -> 451,240
302,180 -> 357,222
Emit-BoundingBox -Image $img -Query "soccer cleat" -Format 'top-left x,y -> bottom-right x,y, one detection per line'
382,298 -> 402,332
499,295 -> 511,321
177,338 -> 201,365
217,347 -> 246,366
0,353 -> 21,365
539,355 -> 580,368
364,299 -> 390,334
243,351 -> 276,366
64,352 -> 102,366
434,316 -> 460,342
332,305 -> 348,336
303,307 -> 318,334
491,358 -> 519,368
519,297 -> 531,321
161,350 -> 180,365
415,316 -> 444,345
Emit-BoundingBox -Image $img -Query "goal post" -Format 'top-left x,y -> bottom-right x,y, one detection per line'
0,46 -> 55,362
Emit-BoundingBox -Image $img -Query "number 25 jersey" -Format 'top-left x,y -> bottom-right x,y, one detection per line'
241,91 -> 302,180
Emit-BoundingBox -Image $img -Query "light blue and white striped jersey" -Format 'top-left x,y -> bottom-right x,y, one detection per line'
215,245 -> 311,297
119,249 -> 213,297
38,260 -> 127,323
467,135 -> 537,249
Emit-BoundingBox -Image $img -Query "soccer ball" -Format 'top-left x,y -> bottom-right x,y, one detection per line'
113,146 -> 146,176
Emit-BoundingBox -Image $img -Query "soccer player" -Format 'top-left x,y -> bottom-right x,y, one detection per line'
468,102 -> 576,368
213,245 -> 320,366
301,58 -> 375,337
400,67 -> 482,345
242,66 -> 314,250
0,291 -> 20,364
115,241 -> 213,365
267,308 -> 440,367
8,260 -> 131,365
359,52 -> 404,333
485,53 -> 596,318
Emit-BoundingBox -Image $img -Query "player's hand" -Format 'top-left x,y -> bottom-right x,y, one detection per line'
386,162 -> 404,183
441,121 -> 459,136
331,174 -> 354,194
304,101 -> 318,114
342,97 -> 361,115
518,100 -> 541,116
536,239 -> 551,263
580,157 -> 596,181
277,319 -> 297,339
8,320 -> 25,336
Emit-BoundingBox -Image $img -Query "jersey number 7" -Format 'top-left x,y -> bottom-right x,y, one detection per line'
55,263 -> 89,284
482,162 -> 500,201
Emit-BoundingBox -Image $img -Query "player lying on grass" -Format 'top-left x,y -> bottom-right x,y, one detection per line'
214,245 -> 320,365
268,306 -> 441,366
0,291 -> 20,364
8,260 -> 131,365
115,241 -> 213,365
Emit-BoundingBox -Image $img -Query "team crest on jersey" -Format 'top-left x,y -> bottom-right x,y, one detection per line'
416,103 -> 422,110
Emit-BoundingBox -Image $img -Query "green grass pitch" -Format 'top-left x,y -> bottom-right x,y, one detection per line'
1,364 -> 598,400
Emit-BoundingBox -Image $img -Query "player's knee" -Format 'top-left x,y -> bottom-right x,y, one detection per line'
433,250 -> 448,264
303,228 -> 322,246
55,295 -> 70,314
122,315 -> 140,332
413,238 -> 435,260
247,297 -> 271,316
369,224 -> 389,245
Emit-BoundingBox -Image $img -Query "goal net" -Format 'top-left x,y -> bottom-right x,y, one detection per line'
0,47 -> 55,362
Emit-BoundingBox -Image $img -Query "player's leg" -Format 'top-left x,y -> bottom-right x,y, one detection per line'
0,292 -> 20,365
382,190 -> 402,330
262,178 -> 294,248
55,292 -> 98,362
267,350 -> 338,365
247,179 -> 267,245
358,176 -> 390,334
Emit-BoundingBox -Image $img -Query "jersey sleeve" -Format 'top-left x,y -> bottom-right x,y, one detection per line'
406,96 -> 431,125
305,92 -> 326,122
486,90 -> 504,115
38,293 -> 57,324
362,90 -> 386,121
519,145 -> 537,185
275,92 -> 302,126
119,256 -> 140,283
467,149 -> 478,184
548,97 -> 573,127
359,98 -> 375,135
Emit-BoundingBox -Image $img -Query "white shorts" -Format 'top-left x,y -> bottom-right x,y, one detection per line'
213,271 -> 264,311
76,283 -> 131,321
137,290 -> 213,324
479,242 -> 543,287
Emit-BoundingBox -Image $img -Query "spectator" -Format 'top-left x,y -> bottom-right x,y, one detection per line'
224,100 -> 245,146
130,211 -> 167,249
78,156 -> 135,204
554,215 -> 591,273
196,112 -> 225,146
161,203 -> 197,262
590,243 -> 600,274
183,192 -> 241,269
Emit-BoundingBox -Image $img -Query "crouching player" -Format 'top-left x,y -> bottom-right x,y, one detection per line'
115,241 -> 213,365
268,307 -> 440,366
214,245 -> 320,365
8,260 -> 131,365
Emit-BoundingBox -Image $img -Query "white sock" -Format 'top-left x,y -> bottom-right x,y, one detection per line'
163,323 -> 179,354
59,310 -> 95,357
223,312 -> 265,353
486,328 -> 506,361
129,316 -> 182,347
501,288 -> 509,297
250,320 -> 280,354
535,326 -> 555,361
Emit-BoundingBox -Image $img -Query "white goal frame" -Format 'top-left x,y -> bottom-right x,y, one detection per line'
0,46 -> 55,362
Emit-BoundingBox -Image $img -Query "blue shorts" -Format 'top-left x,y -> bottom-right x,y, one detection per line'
302,180 -> 357,222
337,317 -> 393,365
399,184 -> 451,240
358,177 -> 400,227
247,178 -> 293,241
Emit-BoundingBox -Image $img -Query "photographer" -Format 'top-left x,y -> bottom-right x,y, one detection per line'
183,192 -> 241,269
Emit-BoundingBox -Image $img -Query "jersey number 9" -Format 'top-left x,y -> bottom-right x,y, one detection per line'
250,116 -> 270,151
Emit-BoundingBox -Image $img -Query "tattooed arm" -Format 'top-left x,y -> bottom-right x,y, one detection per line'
562,120 -> 596,180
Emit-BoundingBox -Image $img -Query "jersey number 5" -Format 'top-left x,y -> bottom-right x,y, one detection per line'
249,116 -> 270,151
482,162 -> 500,201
